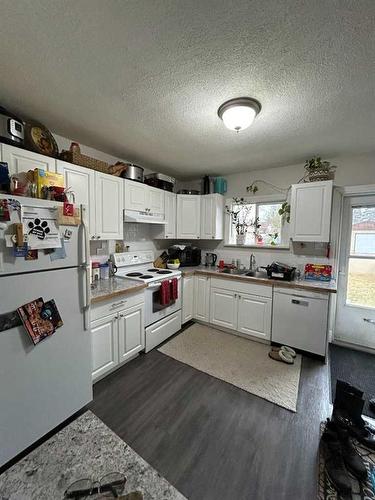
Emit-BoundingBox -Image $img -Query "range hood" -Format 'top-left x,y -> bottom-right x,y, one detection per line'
124,209 -> 166,224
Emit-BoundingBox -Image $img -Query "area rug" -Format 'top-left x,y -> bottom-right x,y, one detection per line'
330,344 -> 375,418
0,411 -> 186,499
158,323 -> 302,412
318,421 -> 375,499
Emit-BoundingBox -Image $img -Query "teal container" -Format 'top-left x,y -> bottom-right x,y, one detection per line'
214,177 -> 227,194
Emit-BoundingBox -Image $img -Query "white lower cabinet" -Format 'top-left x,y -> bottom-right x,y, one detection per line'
194,274 -> 210,322
237,293 -> 272,340
91,293 -> 144,382
209,278 -> 272,340
91,314 -> 119,381
210,288 -> 237,330
182,275 -> 194,324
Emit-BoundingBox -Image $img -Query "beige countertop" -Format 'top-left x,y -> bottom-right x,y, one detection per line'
90,277 -> 146,304
180,266 -> 337,294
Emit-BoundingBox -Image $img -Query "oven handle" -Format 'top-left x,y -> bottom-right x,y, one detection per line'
147,276 -> 181,289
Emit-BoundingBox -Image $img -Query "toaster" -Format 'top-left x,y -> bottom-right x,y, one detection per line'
0,106 -> 24,146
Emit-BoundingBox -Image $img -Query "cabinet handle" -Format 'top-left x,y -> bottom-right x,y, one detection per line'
114,316 -> 118,321
291,299 -> 308,306
234,293 -> 237,298
238,295 -> 241,299
364,318 -> 375,325
97,235 -> 101,239
110,299 -> 126,308
119,313 -> 124,318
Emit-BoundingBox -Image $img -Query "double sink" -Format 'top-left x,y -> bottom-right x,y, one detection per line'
218,268 -> 268,279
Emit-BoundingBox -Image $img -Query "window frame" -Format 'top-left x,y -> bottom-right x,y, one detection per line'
224,194 -> 290,249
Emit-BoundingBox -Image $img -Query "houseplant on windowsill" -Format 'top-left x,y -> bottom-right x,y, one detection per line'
225,198 -> 261,245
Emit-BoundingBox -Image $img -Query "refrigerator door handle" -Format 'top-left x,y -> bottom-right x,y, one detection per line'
80,204 -> 91,330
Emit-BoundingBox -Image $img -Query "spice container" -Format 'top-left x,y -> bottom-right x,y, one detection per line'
100,262 -> 109,280
92,261 -> 100,282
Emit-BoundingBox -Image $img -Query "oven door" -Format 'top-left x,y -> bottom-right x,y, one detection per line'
145,277 -> 182,327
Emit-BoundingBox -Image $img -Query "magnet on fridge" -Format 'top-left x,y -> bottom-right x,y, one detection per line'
13,243 -> 28,257
63,202 -> 74,216
64,228 -> 73,240
25,249 -> 38,260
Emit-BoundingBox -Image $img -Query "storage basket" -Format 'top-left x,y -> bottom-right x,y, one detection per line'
60,150 -> 110,174
306,168 -> 335,182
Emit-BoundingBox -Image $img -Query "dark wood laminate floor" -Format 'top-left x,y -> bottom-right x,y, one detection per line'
91,341 -> 330,500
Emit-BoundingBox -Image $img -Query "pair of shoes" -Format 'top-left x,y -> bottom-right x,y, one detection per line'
332,379 -> 375,451
321,419 -> 367,498
268,345 -> 296,364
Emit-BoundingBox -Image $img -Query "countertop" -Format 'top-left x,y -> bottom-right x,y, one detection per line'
91,277 -> 147,304
180,266 -> 337,294
0,411 -> 186,500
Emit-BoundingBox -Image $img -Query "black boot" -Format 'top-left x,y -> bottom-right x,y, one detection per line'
321,422 -> 352,497
327,420 -> 367,481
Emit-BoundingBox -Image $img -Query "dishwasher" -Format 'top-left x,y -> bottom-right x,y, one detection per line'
272,287 -> 329,356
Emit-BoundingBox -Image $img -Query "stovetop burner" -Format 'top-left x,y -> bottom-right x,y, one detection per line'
147,268 -> 159,272
157,270 -> 172,274
126,272 -> 143,277
139,274 -> 154,279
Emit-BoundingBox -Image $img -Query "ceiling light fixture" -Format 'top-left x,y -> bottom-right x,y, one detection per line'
217,97 -> 261,132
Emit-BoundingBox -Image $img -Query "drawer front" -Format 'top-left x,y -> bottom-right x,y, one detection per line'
91,291 -> 144,322
145,310 -> 182,353
210,277 -> 272,298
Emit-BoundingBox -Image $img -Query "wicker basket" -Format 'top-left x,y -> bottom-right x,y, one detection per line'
306,168 -> 335,182
60,150 -> 110,174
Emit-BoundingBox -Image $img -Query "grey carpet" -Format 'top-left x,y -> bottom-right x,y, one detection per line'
159,323 -> 302,412
330,344 -> 375,418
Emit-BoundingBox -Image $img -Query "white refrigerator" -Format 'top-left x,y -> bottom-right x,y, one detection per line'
0,195 -> 92,468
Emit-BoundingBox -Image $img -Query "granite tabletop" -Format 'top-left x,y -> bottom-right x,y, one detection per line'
91,278 -> 146,304
180,266 -> 337,294
0,411 -> 186,500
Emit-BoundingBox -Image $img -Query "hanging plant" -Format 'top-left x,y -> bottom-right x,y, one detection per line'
278,201 -> 290,223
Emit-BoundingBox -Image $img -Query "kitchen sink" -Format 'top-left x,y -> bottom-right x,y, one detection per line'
245,270 -> 268,278
217,268 -> 268,279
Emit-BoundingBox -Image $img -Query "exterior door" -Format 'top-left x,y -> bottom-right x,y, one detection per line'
335,195 -> 375,350
91,314 -> 118,381
95,172 -> 123,239
1,144 -> 56,176
57,160 -> 96,238
210,287 -> 237,330
118,305 -> 144,363
237,293 -> 272,340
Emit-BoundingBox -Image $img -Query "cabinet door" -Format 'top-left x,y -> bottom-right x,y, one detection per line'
91,314 -> 118,381
95,172 -> 124,240
200,195 -> 214,239
164,192 -> 176,238
194,275 -> 209,322
210,287 -> 237,330
1,144 -> 56,176
182,275 -> 194,324
148,186 -> 165,214
290,180 -> 333,242
177,195 -> 201,239
124,180 -> 147,211
118,304 -> 145,363
57,160 -> 96,238
237,293 -> 272,340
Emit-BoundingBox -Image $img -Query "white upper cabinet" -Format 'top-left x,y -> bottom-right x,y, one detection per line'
57,160 -> 96,237
177,194 -> 201,239
1,144 -> 56,175
124,180 -> 165,215
154,191 -> 176,239
289,180 -> 333,242
200,194 -> 224,240
95,171 -> 124,240
124,180 -> 147,212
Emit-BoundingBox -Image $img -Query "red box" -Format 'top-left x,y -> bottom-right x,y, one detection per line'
304,264 -> 332,281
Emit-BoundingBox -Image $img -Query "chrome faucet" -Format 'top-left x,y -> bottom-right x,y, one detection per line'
249,253 -> 256,271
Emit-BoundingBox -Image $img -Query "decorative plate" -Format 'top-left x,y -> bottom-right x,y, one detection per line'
24,121 -> 59,158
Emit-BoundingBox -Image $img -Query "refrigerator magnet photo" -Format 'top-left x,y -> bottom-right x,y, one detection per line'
17,297 -> 55,345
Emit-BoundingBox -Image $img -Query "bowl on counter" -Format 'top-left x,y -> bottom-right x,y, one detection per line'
167,262 -> 180,270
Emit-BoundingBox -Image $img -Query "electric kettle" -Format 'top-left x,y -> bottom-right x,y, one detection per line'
205,252 -> 217,267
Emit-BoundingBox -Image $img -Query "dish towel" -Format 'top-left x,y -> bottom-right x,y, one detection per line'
170,278 -> 178,301
160,280 -> 171,306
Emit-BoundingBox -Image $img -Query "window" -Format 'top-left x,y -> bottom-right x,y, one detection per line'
226,198 -> 287,246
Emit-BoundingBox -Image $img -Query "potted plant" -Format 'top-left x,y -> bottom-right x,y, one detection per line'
225,198 -> 261,245
304,156 -> 336,182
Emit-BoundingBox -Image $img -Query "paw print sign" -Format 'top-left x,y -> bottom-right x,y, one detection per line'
28,218 -> 51,240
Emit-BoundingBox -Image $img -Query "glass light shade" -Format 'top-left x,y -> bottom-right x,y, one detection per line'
221,105 -> 257,131
218,97 -> 261,132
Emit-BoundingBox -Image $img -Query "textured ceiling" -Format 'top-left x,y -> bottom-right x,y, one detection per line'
0,0 -> 374,178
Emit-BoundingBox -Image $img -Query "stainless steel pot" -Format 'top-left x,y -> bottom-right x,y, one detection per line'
121,163 -> 144,182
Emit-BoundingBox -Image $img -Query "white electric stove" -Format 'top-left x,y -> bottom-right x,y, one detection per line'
111,251 -> 182,352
